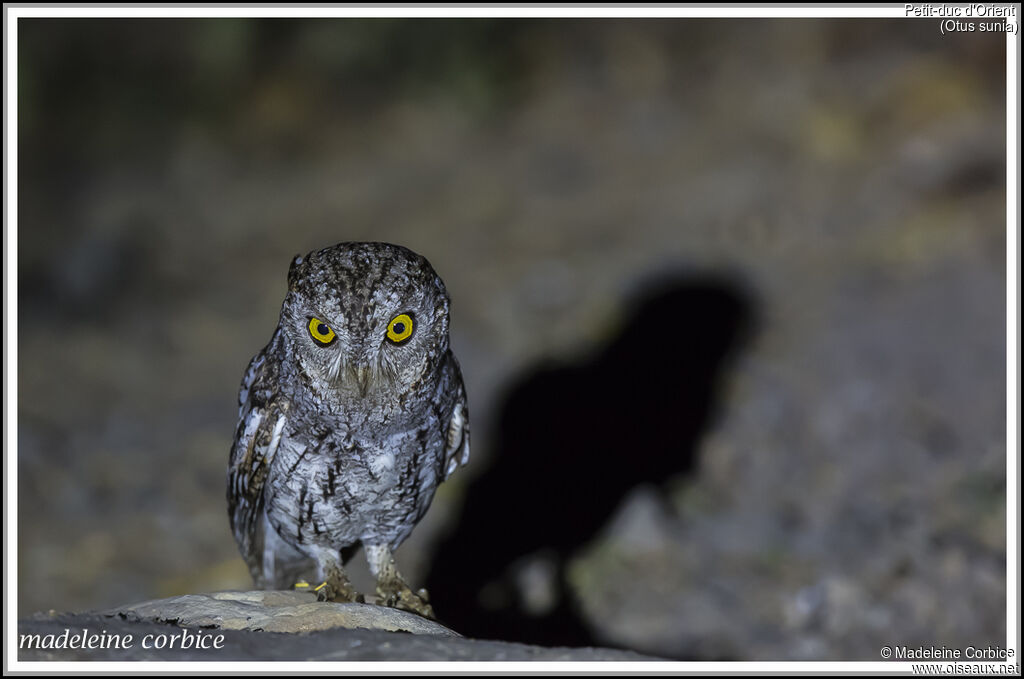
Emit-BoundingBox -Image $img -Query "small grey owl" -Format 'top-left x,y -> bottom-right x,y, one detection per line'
227,242 -> 469,618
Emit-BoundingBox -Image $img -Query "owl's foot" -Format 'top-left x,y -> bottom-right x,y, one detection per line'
311,550 -> 365,603
314,580 -> 365,604
364,543 -> 436,619
376,580 -> 436,620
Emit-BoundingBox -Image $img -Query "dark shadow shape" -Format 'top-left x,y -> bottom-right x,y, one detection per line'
425,275 -> 756,653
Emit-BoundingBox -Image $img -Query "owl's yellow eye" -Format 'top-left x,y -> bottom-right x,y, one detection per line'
308,317 -> 337,346
386,313 -> 415,344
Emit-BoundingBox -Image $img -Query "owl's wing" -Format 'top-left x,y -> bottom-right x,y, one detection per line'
227,352 -> 287,583
443,394 -> 470,480
237,352 -> 265,419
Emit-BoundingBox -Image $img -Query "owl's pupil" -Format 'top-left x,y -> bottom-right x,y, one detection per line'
317,323 -> 330,336
392,322 -> 406,334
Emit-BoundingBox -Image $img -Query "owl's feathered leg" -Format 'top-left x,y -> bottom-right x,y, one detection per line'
312,548 -> 364,603
365,544 -> 435,619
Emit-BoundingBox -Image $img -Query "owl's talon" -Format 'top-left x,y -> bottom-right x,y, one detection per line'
314,580 -> 364,603
377,582 -> 436,619
314,582 -> 333,602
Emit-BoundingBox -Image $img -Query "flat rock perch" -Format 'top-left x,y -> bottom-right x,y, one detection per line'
19,591 -> 657,661
106,590 -> 459,636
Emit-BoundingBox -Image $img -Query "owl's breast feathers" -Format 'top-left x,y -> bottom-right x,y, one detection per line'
229,345 -> 469,566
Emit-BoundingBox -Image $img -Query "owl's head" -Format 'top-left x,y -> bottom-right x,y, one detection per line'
278,242 -> 451,400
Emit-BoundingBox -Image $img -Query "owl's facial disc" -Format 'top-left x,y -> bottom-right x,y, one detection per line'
294,286 -> 435,399
304,311 -> 410,397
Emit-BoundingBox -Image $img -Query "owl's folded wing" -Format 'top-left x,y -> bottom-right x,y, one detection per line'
443,399 -> 470,480
237,352 -> 266,419
227,360 -> 287,580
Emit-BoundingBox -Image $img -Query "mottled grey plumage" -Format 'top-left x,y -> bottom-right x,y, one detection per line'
227,242 -> 469,618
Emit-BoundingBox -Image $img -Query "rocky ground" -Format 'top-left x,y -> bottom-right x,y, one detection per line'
17,18 -> 1008,660
19,591 -> 653,661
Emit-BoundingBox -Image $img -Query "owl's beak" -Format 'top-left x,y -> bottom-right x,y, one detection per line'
348,363 -> 373,397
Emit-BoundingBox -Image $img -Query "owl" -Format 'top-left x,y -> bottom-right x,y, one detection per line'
227,242 -> 469,619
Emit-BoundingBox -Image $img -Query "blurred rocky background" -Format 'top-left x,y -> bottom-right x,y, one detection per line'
17,18 -> 1007,660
